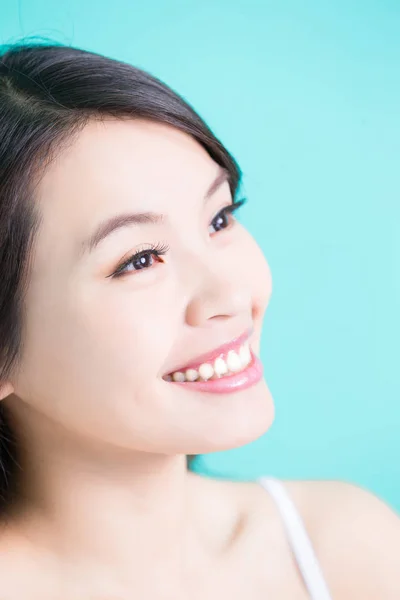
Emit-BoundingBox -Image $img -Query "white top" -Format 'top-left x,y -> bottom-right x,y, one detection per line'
257,476 -> 333,600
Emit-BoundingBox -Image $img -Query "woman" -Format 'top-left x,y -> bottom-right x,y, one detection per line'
0,41 -> 398,599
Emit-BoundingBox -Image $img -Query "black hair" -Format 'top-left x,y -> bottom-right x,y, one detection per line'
0,39 -> 241,510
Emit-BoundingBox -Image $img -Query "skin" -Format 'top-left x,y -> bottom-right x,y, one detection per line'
0,118 -> 399,599
0,117 -> 274,596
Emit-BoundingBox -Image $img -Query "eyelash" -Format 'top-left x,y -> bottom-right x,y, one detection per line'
110,197 -> 247,279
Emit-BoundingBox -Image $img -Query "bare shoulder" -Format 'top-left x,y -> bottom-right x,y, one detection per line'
248,477 -> 400,599
304,478 -> 400,599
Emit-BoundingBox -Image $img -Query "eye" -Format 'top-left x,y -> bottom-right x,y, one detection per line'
110,242 -> 169,279
208,197 -> 247,235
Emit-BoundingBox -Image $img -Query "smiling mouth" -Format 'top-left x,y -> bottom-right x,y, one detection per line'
163,339 -> 253,383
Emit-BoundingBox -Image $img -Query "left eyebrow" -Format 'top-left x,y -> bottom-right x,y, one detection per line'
78,166 -> 230,258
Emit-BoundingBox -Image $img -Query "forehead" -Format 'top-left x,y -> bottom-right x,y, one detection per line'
31,119 -> 219,263
37,118 -> 214,212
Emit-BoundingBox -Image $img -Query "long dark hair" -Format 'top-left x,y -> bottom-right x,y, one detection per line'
0,39 -> 241,509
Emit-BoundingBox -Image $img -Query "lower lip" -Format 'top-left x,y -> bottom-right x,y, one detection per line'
167,352 -> 263,394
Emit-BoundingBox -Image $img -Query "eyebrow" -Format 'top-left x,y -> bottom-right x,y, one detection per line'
79,166 -> 230,257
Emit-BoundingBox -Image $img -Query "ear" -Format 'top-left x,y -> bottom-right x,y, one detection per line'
0,381 -> 14,401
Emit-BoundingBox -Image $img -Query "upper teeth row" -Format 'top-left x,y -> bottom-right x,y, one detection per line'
166,342 -> 252,383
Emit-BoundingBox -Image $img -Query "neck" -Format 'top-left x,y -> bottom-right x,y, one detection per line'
6,402 -> 211,596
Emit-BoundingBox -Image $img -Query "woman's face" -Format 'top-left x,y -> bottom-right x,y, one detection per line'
7,118 -> 274,456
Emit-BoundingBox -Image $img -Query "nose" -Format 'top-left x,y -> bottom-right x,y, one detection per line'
184,263 -> 251,327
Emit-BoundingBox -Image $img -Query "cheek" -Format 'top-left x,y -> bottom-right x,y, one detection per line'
94,284 -> 179,382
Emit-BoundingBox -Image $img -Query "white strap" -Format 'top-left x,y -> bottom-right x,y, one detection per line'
258,477 -> 333,600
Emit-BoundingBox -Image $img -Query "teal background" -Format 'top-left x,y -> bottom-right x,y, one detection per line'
1,1 -> 399,512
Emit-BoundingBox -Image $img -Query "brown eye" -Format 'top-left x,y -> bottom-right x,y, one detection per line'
209,210 -> 230,233
110,242 -> 169,279
125,251 -> 159,271
208,197 -> 247,235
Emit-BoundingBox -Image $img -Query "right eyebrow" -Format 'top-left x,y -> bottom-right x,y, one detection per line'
78,211 -> 164,258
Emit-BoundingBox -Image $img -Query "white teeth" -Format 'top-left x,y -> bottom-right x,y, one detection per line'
167,341 -> 253,383
214,357 -> 228,377
172,371 -> 186,382
198,363 -> 214,381
226,350 -> 242,373
239,343 -> 251,366
185,368 -> 199,382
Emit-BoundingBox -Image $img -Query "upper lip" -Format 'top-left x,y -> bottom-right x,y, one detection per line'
164,327 -> 253,375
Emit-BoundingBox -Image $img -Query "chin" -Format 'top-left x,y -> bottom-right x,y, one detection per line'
177,378 -> 275,454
